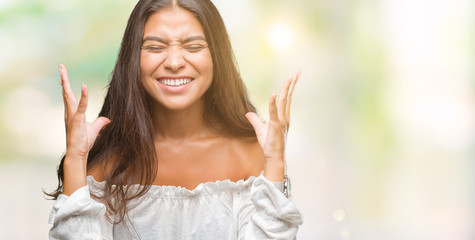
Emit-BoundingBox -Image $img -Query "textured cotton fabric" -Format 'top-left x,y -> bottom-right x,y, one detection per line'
49,174 -> 303,240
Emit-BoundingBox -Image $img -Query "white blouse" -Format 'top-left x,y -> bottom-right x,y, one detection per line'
48,174 -> 303,240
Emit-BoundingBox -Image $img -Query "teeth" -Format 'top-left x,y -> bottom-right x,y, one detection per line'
160,78 -> 192,87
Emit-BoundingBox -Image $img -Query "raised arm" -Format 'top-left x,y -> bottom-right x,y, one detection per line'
59,64 -> 110,196
240,71 -> 302,239
48,65 -> 112,240
245,71 -> 300,181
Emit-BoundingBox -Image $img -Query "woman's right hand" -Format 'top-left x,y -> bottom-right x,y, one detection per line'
59,64 -> 110,196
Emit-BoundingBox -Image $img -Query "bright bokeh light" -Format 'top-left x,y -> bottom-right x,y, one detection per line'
267,22 -> 294,52
1,1 -> 474,239
332,209 -> 346,222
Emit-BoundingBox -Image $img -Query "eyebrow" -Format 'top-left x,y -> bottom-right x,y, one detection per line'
142,35 -> 206,44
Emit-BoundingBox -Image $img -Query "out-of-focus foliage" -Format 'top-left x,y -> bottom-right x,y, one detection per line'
0,0 -> 474,239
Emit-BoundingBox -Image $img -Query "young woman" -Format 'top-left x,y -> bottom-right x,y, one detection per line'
47,0 -> 302,239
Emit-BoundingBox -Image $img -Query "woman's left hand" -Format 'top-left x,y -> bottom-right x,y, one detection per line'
246,71 -> 301,181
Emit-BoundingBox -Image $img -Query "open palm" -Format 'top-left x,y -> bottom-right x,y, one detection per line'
246,71 -> 300,180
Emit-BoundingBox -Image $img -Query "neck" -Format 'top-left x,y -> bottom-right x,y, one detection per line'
152,99 -> 212,140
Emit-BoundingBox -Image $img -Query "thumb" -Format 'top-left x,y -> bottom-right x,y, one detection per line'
245,112 -> 264,133
91,117 -> 111,136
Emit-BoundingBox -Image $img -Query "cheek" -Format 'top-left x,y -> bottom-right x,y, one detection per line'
140,54 -> 150,75
140,52 -> 163,75
190,52 -> 213,76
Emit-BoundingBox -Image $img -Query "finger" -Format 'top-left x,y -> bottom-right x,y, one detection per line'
269,93 -> 279,123
77,83 -> 88,114
277,76 -> 293,121
59,65 -> 69,120
90,117 -> 111,138
62,87 -> 69,120
245,112 -> 265,135
285,70 -> 301,122
59,64 -> 78,110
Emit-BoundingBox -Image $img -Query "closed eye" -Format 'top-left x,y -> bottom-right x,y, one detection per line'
142,46 -> 166,52
184,44 -> 207,52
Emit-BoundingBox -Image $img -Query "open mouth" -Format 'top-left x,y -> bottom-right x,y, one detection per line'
158,78 -> 193,87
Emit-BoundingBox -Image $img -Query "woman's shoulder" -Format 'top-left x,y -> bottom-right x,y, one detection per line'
87,165 -> 105,182
86,135 -> 265,183
87,158 -> 112,183
227,136 -> 265,178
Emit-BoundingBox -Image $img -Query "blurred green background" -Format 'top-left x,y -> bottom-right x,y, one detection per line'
1,0 -> 474,239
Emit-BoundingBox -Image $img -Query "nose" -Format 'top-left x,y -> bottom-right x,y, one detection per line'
164,46 -> 185,72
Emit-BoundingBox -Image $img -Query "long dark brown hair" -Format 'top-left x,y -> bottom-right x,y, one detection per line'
46,0 -> 257,223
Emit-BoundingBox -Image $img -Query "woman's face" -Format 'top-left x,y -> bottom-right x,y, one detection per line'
140,7 -> 213,111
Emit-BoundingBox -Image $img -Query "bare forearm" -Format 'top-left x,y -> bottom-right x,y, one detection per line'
62,155 -> 87,196
59,64 -> 109,196
263,158 -> 285,181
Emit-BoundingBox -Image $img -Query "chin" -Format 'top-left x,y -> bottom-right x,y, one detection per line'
151,94 -> 206,112
157,100 -> 196,111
